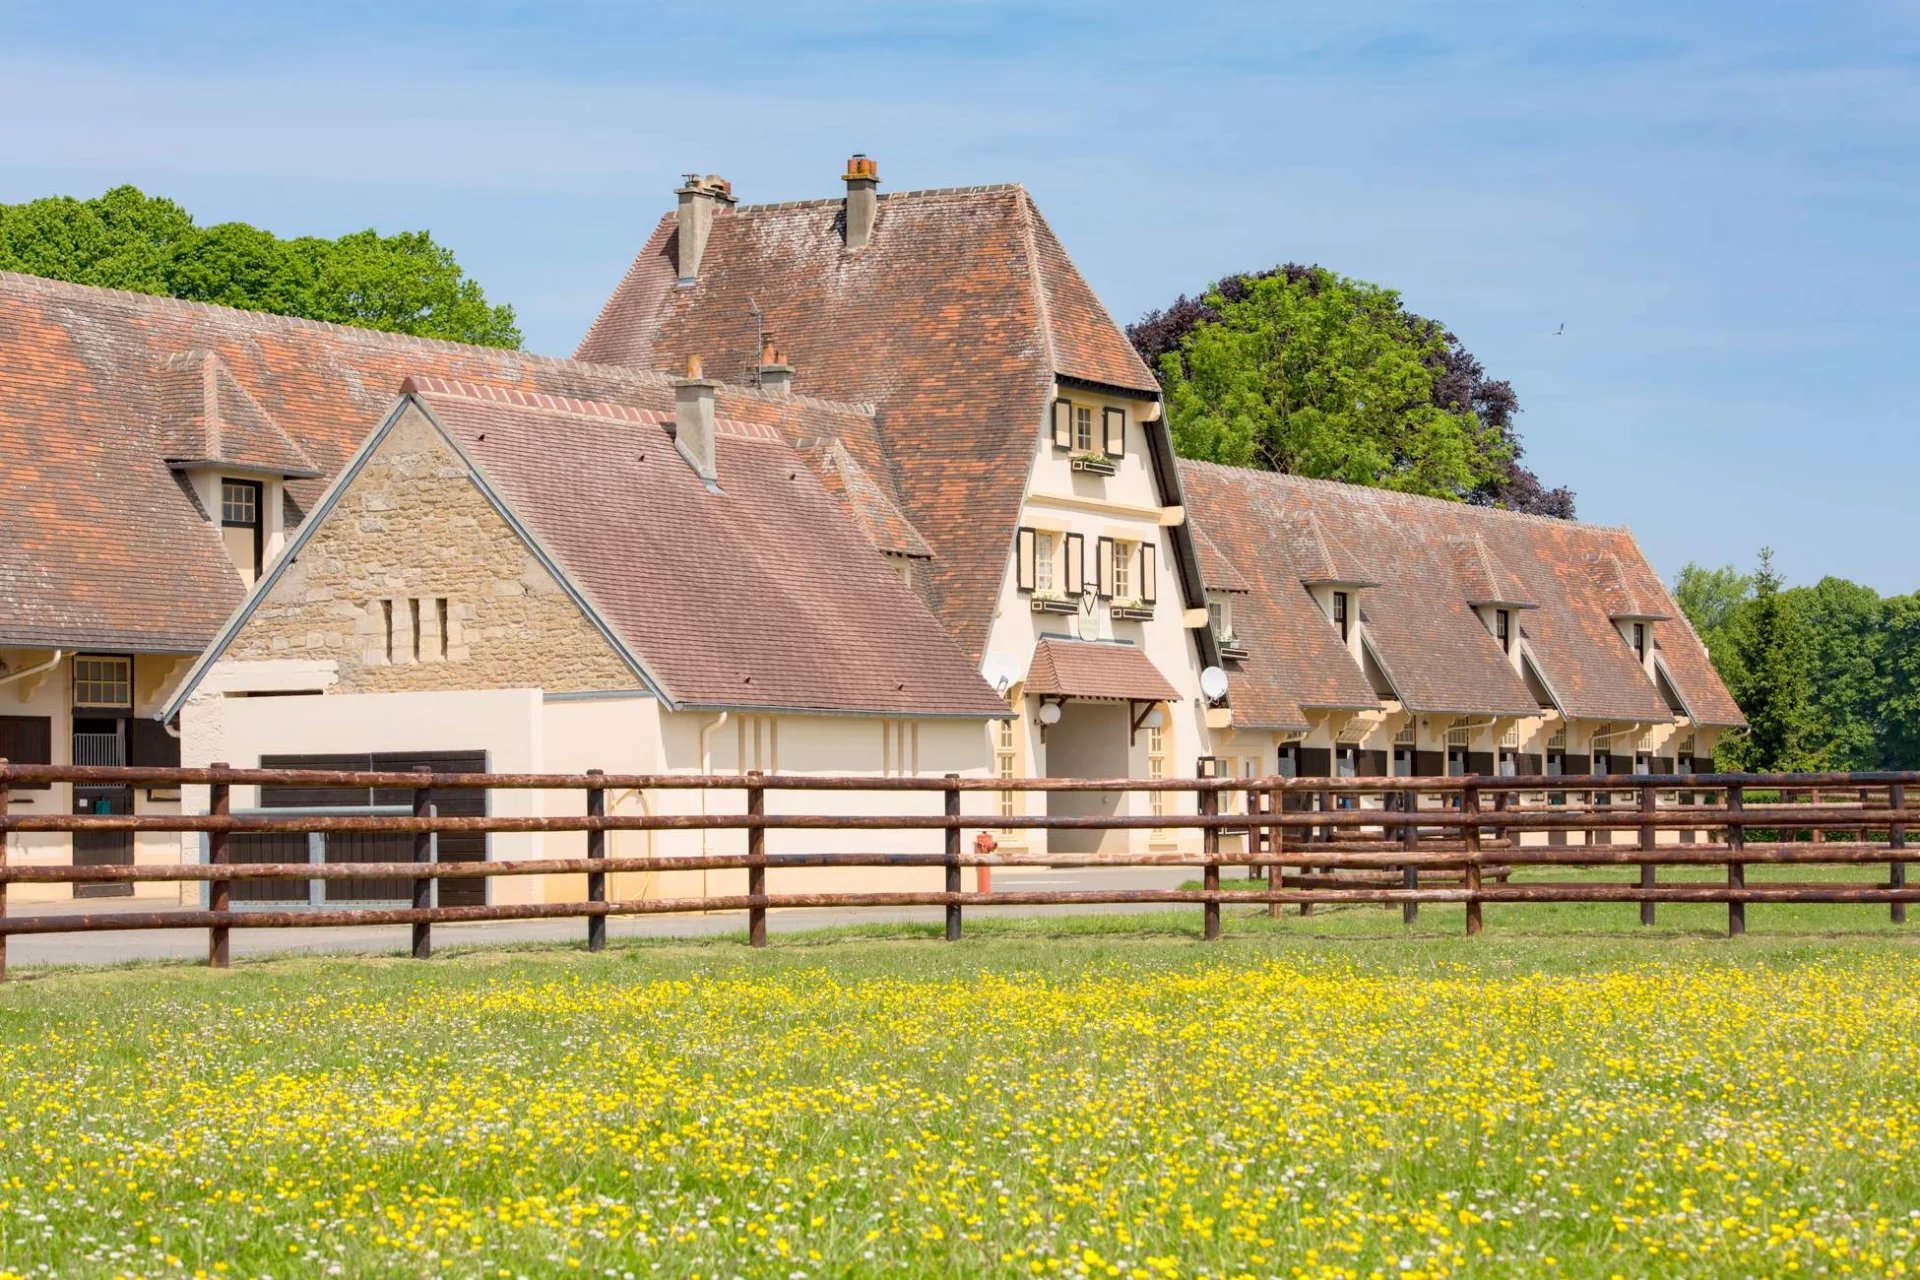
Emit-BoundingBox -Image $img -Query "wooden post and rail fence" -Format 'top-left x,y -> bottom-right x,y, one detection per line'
0,759 -> 1916,979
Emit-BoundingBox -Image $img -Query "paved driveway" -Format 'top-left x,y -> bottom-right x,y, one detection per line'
3,867 -> 1200,970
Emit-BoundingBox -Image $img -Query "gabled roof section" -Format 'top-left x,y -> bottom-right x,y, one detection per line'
1450,532 -> 1536,609
1179,462 -> 1745,729
405,378 -> 1004,718
154,350 -> 319,478
574,182 -> 1163,662
1282,509 -> 1377,587
1024,638 -> 1181,703
0,269 -> 883,655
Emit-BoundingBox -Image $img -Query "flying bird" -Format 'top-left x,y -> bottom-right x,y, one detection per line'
1553,323 -> 1565,336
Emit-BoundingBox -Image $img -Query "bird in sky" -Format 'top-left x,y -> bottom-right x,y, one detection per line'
1553,322 -> 1565,336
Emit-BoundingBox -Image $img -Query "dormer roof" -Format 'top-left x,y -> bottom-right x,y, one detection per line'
1450,532 -> 1537,609
1282,509 -> 1377,587
1586,551 -> 1672,621
154,350 -> 320,478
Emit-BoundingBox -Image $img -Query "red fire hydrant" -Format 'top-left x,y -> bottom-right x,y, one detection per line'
973,830 -> 997,894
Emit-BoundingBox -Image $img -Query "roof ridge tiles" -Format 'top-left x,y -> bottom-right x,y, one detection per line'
1176,456 -> 1631,533
0,269 -> 878,419
726,183 -> 1022,214
405,374 -> 789,442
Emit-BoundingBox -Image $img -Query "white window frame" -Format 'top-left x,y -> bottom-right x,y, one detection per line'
1074,406 -> 1094,452
1032,531 -> 1056,594
1111,540 -> 1135,600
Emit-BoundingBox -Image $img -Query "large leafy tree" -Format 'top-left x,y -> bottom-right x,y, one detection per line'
0,185 -> 519,348
1876,595 -> 1920,771
1130,265 -> 1573,515
1794,576 -> 1886,771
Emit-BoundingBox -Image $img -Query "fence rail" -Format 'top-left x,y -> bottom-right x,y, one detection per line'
0,760 -> 1915,979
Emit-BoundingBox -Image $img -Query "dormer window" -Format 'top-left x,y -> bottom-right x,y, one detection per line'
1494,608 -> 1512,652
1331,590 -> 1350,642
220,478 -> 264,583
1209,597 -> 1230,639
1632,622 -> 1648,661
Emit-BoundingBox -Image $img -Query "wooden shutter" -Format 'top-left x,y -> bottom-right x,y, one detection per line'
1095,536 -> 1114,599
0,715 -> 52,790
1140,544 -> 1157,604
1063,533 -> 1085,596
1051,399 -> 1074,449
1015,527 -> 1037,593
1102,406 -> 1126,457
127,716 -> 181,769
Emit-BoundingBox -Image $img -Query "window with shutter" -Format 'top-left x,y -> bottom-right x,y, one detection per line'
1015,527 -> 1037,593
1096,537 -> 1114,599
1051,400 -> 1073,449
1102,407 -> 1126,457
1063,533 -> 1085,596
1032,532 -> 1056,593
1111,540 -> 1134,599
1140,544 -> 1157,603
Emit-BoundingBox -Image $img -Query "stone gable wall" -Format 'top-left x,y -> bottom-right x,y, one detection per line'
219,404 -> 643,695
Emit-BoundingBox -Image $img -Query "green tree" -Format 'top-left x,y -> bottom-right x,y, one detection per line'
1792,577 -> 1885,771
1728,549 -> 1819,772
1154,267 -> 1513,501
1876,594 -> 1920,769
0,185 -> 518,348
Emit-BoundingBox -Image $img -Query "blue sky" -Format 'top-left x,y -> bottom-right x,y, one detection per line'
5,1 -> 1916,592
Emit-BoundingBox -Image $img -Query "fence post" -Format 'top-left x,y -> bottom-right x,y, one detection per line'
1200,762 -> 1221,940
1890,782 -> 1907,926
411,765 -> 432,961
208,762 -> 231,969
1639,783 -> 1657,927
746,770 -> 767,949
1463,780 -> 1482,936
586,769 -> 607,953
944,774 -> 962,941
0,758 -> 9,983
1401,786 -> 1419,925
1266,781 -> 1284,920
1726,783 -> 1746,937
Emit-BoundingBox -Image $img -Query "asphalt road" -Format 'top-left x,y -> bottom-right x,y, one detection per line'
2,867 -> 1200,970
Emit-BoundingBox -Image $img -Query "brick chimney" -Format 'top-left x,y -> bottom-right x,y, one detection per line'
674,173 -> 736,285
757,339 -> 794,398
842,154 -> 879,251
670,354 -> 720,483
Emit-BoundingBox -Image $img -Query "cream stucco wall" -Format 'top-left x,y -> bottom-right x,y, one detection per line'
976,386 -> 1214,856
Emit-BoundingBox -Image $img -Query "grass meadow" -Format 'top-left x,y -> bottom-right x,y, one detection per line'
0,899 -> 1916,1279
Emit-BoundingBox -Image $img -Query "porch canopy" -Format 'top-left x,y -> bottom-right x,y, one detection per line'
1024,638 -> 1181,703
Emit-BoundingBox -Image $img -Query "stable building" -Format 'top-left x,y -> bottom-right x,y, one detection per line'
163,371 -> 1007,906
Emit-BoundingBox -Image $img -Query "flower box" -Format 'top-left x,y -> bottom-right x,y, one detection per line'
1069,453 -> 1118,476
1030,594 -> 1079,615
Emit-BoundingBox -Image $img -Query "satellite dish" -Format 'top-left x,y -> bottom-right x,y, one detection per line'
980,652 -> 1018,696
1199,666 -> 1230,702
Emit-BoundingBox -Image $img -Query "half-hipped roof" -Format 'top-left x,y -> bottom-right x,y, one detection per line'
576,182 -> 1174,662
0,270 -> 907,654
1181,463 -> 1744,730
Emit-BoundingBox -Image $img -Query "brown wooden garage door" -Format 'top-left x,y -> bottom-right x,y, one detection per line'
256,752 -> 488,906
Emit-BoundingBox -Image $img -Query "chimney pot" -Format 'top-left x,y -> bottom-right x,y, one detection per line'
670,353 -> 722,483
758,340 -> 795,398
674,172 -> 737,286
842,154 -> 879,251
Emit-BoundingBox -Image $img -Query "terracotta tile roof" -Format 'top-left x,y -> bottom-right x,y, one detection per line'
1181,462 -> 1746,729
1023,638 -> 1181,703
1583,550 -> 1671,620
0,270 -> 893,654
153,350 -> 320,477
575,183 -> 1162,662
404,378 -> 1002,717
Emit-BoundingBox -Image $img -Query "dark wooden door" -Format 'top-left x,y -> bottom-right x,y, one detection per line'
72,785 -> 134,898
